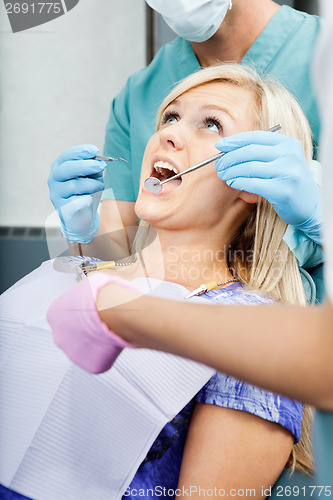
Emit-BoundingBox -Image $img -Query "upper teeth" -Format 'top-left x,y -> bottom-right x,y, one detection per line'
154,161 -> 178,175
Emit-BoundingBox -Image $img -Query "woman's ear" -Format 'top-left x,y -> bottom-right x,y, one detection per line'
238,191 -> 259,204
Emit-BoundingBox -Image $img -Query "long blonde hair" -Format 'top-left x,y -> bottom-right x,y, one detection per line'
137,64 -> 314,475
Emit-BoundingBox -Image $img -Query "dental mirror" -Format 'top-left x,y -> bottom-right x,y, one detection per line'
144,176 -> 164,194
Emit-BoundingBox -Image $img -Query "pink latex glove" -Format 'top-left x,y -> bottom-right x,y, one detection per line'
47,273 -> 136,374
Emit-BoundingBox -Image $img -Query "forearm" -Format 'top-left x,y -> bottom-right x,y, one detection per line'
99,290 -> 333,409
70,200 -> 137,260
69,224 -> 129,260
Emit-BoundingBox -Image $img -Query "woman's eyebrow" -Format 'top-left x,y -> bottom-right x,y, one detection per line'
200,104 -> 236,121
167,98 -> 181,107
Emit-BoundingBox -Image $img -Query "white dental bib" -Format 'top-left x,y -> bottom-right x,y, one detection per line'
0,259 -> 214,500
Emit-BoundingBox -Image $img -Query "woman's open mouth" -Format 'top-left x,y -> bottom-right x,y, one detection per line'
149,160 -> 182,191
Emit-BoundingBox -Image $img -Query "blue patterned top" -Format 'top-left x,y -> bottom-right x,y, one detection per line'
122,283 -> 303,499
0,284 -> 303,500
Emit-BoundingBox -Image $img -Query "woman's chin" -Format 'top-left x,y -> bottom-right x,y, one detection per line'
135,201 -> 164,226
136,213 -> 163,227
135,210 -> 172,231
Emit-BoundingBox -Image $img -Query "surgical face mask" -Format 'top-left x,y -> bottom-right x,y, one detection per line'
146,0 -> 233,43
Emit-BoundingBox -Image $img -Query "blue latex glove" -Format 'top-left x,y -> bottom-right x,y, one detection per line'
215,131 -> 322,245
48,144 -> 106,244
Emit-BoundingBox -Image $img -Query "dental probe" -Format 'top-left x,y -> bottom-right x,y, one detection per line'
96,155 -> 128,163
144,124 -> 281,194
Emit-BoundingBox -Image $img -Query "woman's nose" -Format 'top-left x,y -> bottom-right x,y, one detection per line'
159,124 -> 186,150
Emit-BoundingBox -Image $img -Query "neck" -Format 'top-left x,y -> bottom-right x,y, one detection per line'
135,226 -> 235,291
191,0 -> 280,67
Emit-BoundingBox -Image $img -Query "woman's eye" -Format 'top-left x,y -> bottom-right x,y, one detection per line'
204,118 -> 222,134
161,112 -> 178,126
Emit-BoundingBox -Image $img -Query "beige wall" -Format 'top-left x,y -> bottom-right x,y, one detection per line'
0,0 -> 146,226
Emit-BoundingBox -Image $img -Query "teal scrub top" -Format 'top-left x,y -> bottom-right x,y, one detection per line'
102,5 -> 322,278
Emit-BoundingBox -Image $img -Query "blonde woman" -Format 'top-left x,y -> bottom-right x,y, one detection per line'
45,64 -> 316,498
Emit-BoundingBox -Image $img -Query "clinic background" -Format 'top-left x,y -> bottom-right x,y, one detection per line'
0,0 -> 319,293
